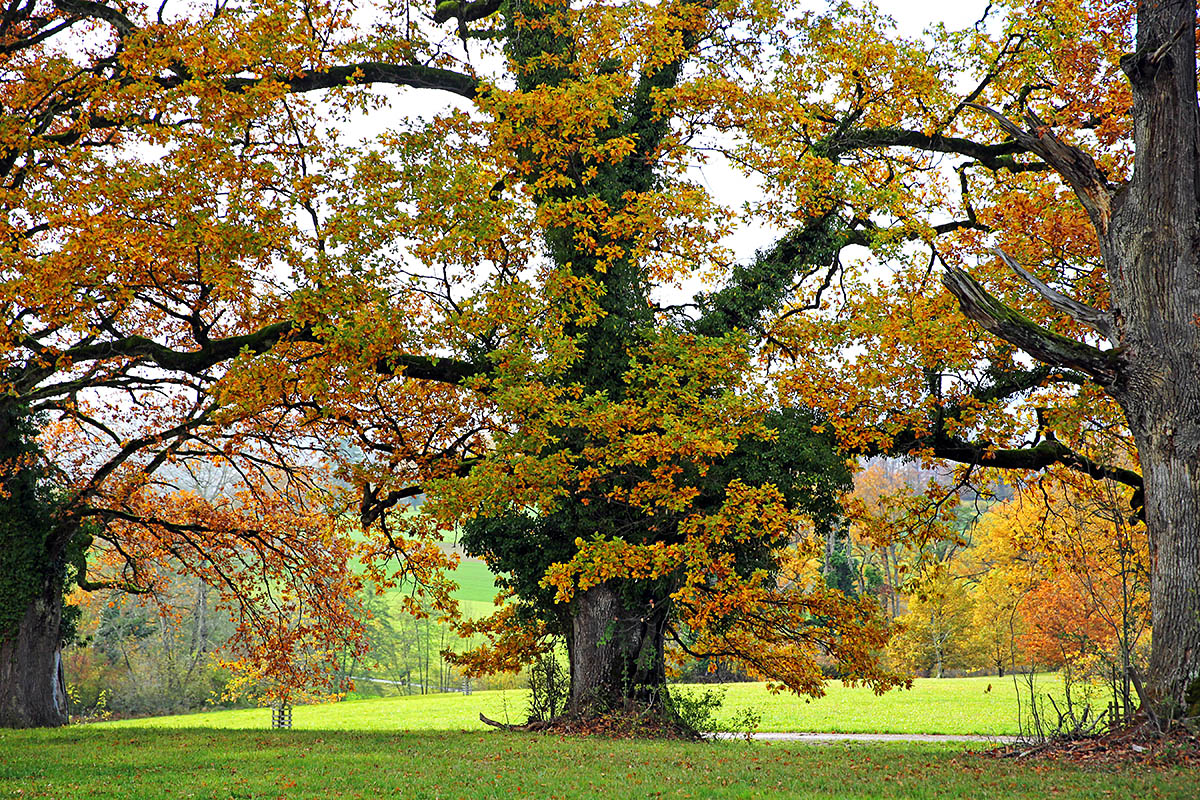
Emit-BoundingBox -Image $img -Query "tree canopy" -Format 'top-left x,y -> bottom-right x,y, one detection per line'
6,0 -> 1200,728
0,0 -> 485,726
733,0 -> 1197,713
0,0 -> 900,727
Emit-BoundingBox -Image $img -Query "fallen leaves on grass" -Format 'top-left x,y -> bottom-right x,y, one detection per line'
980,723 -> 1200,767
480,710 -> 700,740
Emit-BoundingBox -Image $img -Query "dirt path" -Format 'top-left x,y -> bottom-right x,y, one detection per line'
713,732 -> 1018,744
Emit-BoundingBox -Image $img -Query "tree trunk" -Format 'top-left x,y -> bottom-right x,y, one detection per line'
0,579 -> 68,727
568,583 -> 669,717
945,0 -> 1200,714
1105,0 -> 1200,712
932,614 -> 944,679
0,399 -> 72,728
1122,414 -> 1200,709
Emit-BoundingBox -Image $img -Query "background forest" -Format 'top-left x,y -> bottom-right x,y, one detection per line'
63,458 -> 1149,728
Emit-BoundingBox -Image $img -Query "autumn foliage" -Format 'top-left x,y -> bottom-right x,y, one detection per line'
0,0 -> 474,721
6,0 -> 1197,729
1,0 -> 908,726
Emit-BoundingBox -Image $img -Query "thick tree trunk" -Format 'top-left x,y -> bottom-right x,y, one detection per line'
568,584 -> 669,717
1105,0 -> 1200,712
0,579 -> 68,728
1120,409 -> 1200,709
0,400 -> 71,728
952,0 -> 1200,713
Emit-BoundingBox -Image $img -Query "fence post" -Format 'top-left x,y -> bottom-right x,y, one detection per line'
271,702 -> 293,729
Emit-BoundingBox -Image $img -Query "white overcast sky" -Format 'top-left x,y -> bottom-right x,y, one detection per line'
885,0 -> 991,36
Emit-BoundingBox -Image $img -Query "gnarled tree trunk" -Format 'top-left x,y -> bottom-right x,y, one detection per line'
1127,419 -> 1200,709
0,579 -> 68,728
943,0 -> 1200,713
0,399 -> 71,728
568,584 -> 670,717
1104,0 -> 1200,711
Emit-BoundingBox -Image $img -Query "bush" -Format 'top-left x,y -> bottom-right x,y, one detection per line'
526,652 -> 569,723
667,686 -> 726,734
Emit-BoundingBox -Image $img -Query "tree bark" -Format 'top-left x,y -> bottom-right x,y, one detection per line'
0,579 -> 68,728
1118,395 -> 1200,708
568,584 -> 670,717
0,397 -> 72,728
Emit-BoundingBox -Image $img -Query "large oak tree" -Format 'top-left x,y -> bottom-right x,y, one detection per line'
2,0 -> 901,729
735,0 -> 1198,715
0,0 -> 486,728
334,0 -> 901,721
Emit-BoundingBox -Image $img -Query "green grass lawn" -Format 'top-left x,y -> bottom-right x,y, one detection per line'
97,676 -> 1061,736
356,513 -> 498,616
98,688 -> 531,732
2,729 -> 1194,799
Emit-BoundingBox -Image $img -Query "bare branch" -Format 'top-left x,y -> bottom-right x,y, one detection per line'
966,103 -> 1115,235
992,248 -> 1114,340
942,266 -> 1118,386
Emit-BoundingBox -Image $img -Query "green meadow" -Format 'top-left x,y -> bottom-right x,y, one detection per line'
444,555 -> 500,617
7,676 -> 1189,800
2,729 -> 1194,800
98,676 -> 1054,737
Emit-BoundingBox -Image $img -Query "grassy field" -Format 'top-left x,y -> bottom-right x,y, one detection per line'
444,556 -> 500,619
97,676 -> 1059,737
2,728 -> 1194,799
356,512 -> 499,617
447,558 -> 499,607
697,676 -> 1059,737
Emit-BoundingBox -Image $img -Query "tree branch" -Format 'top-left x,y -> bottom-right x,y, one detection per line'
370,352 -> 488,385
952,363 -> 1081,410
626,0 -> 710,165
942,266 -> 1118,386
36,320 -> 486,387
692,214 -> 847,337
966,103 -> 1115,235
992,248 -> 1114,340
360,457 -> 483,527
58,321 -> 295,376
434,0 -> 504,25
222,63 -> 481,100
849,361 -> 1141,500
53,0 -> 136,37
924,435 -> 1140,491
832,127 -> 1046,173
880,429 -> 1145,519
